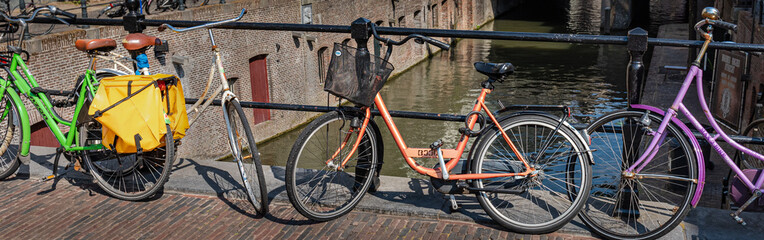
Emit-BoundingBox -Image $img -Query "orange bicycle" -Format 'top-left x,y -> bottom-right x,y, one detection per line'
285,22 -> 593,233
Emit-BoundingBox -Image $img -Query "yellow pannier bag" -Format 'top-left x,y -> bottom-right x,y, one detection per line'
88,74 -> 189,153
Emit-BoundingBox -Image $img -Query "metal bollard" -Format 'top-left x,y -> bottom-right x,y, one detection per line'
613,27 -> 649,218
626,27 -> 648,106
80,0 -> 89,29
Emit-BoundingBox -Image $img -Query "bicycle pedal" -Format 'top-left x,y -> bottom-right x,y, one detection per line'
42,175 -> 56,182
74,160 -> 82,172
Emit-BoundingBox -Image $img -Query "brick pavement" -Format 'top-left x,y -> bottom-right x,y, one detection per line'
0,177 -> 595,240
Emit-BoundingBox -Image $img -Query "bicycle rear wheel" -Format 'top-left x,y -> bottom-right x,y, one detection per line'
739,118 -> 764,169
285,111 -> 378,221
0,95 -> 21,180
580,110 -> 697,240
471,114 -> 592,233
81,123 -> 176,201
224,99 -> 268,215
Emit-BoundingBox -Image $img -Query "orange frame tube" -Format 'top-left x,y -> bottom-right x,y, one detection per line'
336,89 -> 533,180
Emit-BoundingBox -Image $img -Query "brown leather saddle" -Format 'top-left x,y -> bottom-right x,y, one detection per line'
74,39 -> 117,52
122,33 -> 162,51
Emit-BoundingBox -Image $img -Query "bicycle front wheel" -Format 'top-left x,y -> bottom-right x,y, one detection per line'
580,110 -> 697,240
224,99 -> 268,215
285,111 -> 378,221
471,114 -> 592,233
0,95 -> 21,180
81,123 -> 176,201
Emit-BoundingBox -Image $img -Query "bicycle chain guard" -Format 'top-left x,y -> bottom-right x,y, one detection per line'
730,169 -> 764,212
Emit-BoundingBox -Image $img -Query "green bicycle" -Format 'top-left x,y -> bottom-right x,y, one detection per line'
0,6 -> 176,201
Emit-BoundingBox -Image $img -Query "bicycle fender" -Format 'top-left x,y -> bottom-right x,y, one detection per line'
631,104 -> 705,207
4,88 -> 31,157
97,68 -> 130,77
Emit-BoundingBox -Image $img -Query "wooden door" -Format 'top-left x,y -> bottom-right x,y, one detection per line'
249,55 -> 270,124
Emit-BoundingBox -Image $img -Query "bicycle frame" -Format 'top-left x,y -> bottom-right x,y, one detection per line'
0,53 -> 103,156
162,10 -> 247,126
626,41 -> 764,206
335,87 -> 534,180
182,30 -> 236,126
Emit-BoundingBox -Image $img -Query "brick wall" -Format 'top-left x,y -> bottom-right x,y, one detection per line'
23,0 -> 517,160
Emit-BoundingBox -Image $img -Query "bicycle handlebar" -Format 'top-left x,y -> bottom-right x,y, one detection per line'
693,18 -> 738,40
158,8 -> 247,33
0,6 -> 73,25
0,5 -> 77,25
56,8 -> 77,19
370,23 -> 450,50
710,20 -> 737,32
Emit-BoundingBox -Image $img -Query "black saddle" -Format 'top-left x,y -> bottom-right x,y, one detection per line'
474,62 -> 514,80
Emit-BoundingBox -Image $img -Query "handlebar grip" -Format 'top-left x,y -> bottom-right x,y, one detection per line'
712,20 -> 737,32
424,37 -> 450,50
56,9 -> 77,19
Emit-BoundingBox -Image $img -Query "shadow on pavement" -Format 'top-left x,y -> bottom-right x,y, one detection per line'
177,158 -> 263,219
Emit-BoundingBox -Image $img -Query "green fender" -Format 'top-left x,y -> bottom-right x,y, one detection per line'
0,88 -> 31,157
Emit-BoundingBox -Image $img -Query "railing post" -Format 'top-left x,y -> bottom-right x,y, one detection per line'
17,0 -> 25,12
626,27 -> 648,107
351,18 -> 371,52
613,27 -> 648,219
80,0 -> 89,29
350,17 -> 382,192
19,0 -> 30,39
123,0 -> 145,33
351,17 -> 371,97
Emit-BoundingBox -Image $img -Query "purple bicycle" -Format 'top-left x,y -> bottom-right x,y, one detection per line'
579,7 -> 761,239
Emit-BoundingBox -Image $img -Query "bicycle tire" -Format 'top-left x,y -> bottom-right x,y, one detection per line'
471,114 -> 592,233
224,99 -> 269,215
579,110 -> 697,240
0,95 -> 21,180
81,122 -> 175,201
98,4 -> 126,19
738,118 -> 764,169
21,10 -> 55,36
285,111 -> 378,221
143,0 -> 151,15
153,0 -> 171,13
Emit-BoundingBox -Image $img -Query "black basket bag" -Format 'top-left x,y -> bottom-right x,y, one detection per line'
324,43 -> 394,107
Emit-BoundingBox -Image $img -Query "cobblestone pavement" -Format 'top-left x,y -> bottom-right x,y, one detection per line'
0,178 -> 596,240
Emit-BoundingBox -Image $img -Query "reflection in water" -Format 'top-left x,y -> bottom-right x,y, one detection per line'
259,3 -> 628,178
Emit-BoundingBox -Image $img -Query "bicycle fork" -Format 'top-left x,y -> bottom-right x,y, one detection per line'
325,108 -> 371,171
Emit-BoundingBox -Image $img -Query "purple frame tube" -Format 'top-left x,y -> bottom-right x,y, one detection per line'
626,65 -> 764,205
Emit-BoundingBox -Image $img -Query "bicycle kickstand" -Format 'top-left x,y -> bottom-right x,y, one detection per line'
42,148 -> 68,182
730,190 -> 763,226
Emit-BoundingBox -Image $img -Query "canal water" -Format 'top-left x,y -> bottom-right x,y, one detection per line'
258,1 -> 629,178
